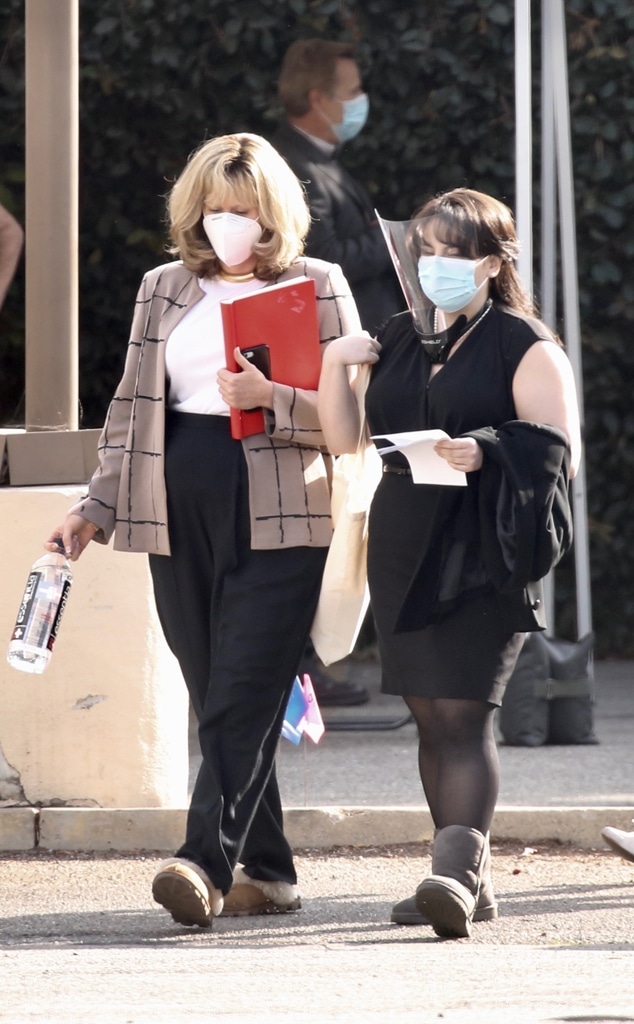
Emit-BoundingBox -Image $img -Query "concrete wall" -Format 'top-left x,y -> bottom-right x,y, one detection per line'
0,487 -> 189,808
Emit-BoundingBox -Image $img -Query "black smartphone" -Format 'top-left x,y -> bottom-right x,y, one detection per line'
241,344 -> 271,379
241,345 -> 271,411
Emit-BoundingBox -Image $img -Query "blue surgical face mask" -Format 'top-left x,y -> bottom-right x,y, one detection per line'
417,254 -> 488,313
331,93 -> 370,143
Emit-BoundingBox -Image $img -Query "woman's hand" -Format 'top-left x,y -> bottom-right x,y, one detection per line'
217,348 -> 275,410
323,332 -> 381,367
318,333 -> 379,455
44,514 -> 98,562
434,437 -> 483,473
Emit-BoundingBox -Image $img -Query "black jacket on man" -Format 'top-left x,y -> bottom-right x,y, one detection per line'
271,122 -> 405,335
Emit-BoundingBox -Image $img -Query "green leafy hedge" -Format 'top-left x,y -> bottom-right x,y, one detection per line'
1,0 -> 633,655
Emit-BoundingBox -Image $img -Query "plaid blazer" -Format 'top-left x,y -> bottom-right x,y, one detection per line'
71,257 -> 362,555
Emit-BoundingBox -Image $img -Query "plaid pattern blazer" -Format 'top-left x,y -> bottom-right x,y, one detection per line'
72,257 -> 361,555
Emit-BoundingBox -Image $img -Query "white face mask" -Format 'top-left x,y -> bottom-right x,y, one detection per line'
202,212 -> 263,267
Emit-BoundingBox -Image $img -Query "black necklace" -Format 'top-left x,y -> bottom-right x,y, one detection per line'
418,299 -> 493,364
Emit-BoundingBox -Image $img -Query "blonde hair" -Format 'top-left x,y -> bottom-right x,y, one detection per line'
168,133 -> 310,279
410,188 -> 536,317
278,39 -> 357,117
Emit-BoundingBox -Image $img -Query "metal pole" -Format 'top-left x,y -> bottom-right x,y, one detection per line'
550,0 -> 593,638
540,0 -> 557,331
25,0 -> 78,431
517,0 -> 561,633
540,0 -> 557,631
514,0 -> 533,295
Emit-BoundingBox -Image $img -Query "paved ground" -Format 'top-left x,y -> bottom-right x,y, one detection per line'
1,657 -> 632,1022
0,842 -> 633,1022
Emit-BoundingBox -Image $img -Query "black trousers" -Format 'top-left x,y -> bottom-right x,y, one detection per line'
149,412 -> 327,894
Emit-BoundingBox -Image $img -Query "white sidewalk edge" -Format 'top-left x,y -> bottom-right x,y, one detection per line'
0,805 -> 631,853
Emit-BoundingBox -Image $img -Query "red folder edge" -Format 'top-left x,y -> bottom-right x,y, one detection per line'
221,277 -> 321,440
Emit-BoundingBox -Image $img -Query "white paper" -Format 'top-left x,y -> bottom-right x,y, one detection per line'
371,431 -> 467,486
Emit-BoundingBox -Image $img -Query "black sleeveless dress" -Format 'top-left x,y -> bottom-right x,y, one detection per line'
365,304 -> 548,705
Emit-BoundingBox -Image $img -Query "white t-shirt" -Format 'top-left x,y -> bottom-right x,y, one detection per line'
166,275 -> 267,414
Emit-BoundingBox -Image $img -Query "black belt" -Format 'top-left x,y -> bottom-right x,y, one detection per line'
382,463 -> 412,476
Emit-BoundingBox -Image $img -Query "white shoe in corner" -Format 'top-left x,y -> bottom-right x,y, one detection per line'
601,823 -> 634,864
220,865 -> 301,917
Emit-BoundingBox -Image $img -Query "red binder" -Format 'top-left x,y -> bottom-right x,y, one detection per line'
221,276 -> 321,439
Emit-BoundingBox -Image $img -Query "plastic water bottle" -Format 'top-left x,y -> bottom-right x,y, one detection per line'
6,544 -> 73,674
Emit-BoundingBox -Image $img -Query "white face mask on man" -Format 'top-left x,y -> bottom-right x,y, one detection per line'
202,212 -> 263,266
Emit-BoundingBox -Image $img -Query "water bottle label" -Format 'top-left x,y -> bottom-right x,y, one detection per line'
48,578 -> 72,651
10,570 -> 41,639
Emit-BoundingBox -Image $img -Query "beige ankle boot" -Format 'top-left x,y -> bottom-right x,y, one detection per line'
220,865 -> 301,917
152,857 -> 224,928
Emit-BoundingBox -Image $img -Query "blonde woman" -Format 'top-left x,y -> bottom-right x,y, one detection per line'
46,133 -> 361,928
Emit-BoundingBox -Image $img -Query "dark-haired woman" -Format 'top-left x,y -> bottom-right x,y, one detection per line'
318,188 -> 581,938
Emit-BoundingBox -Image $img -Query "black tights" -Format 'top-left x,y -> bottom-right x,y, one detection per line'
404,696 -> 499,835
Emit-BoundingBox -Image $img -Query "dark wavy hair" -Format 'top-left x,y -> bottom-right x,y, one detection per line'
409,188 -> 536,317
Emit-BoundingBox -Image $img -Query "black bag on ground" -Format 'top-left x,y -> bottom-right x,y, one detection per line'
499,631 -> 597,746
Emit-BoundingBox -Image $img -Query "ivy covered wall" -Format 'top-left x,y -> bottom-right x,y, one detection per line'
1,0 -> 633,654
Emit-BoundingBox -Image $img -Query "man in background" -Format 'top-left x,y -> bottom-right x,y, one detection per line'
272,39 -> 405,706
272,38 -> 404,337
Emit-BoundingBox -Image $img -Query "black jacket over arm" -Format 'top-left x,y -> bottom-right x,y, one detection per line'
466,420 -> 573,632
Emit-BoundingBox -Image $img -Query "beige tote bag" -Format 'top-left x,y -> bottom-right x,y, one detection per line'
310,366 -> 382,665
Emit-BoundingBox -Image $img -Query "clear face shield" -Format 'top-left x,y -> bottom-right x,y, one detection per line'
376,211 -> 490,363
